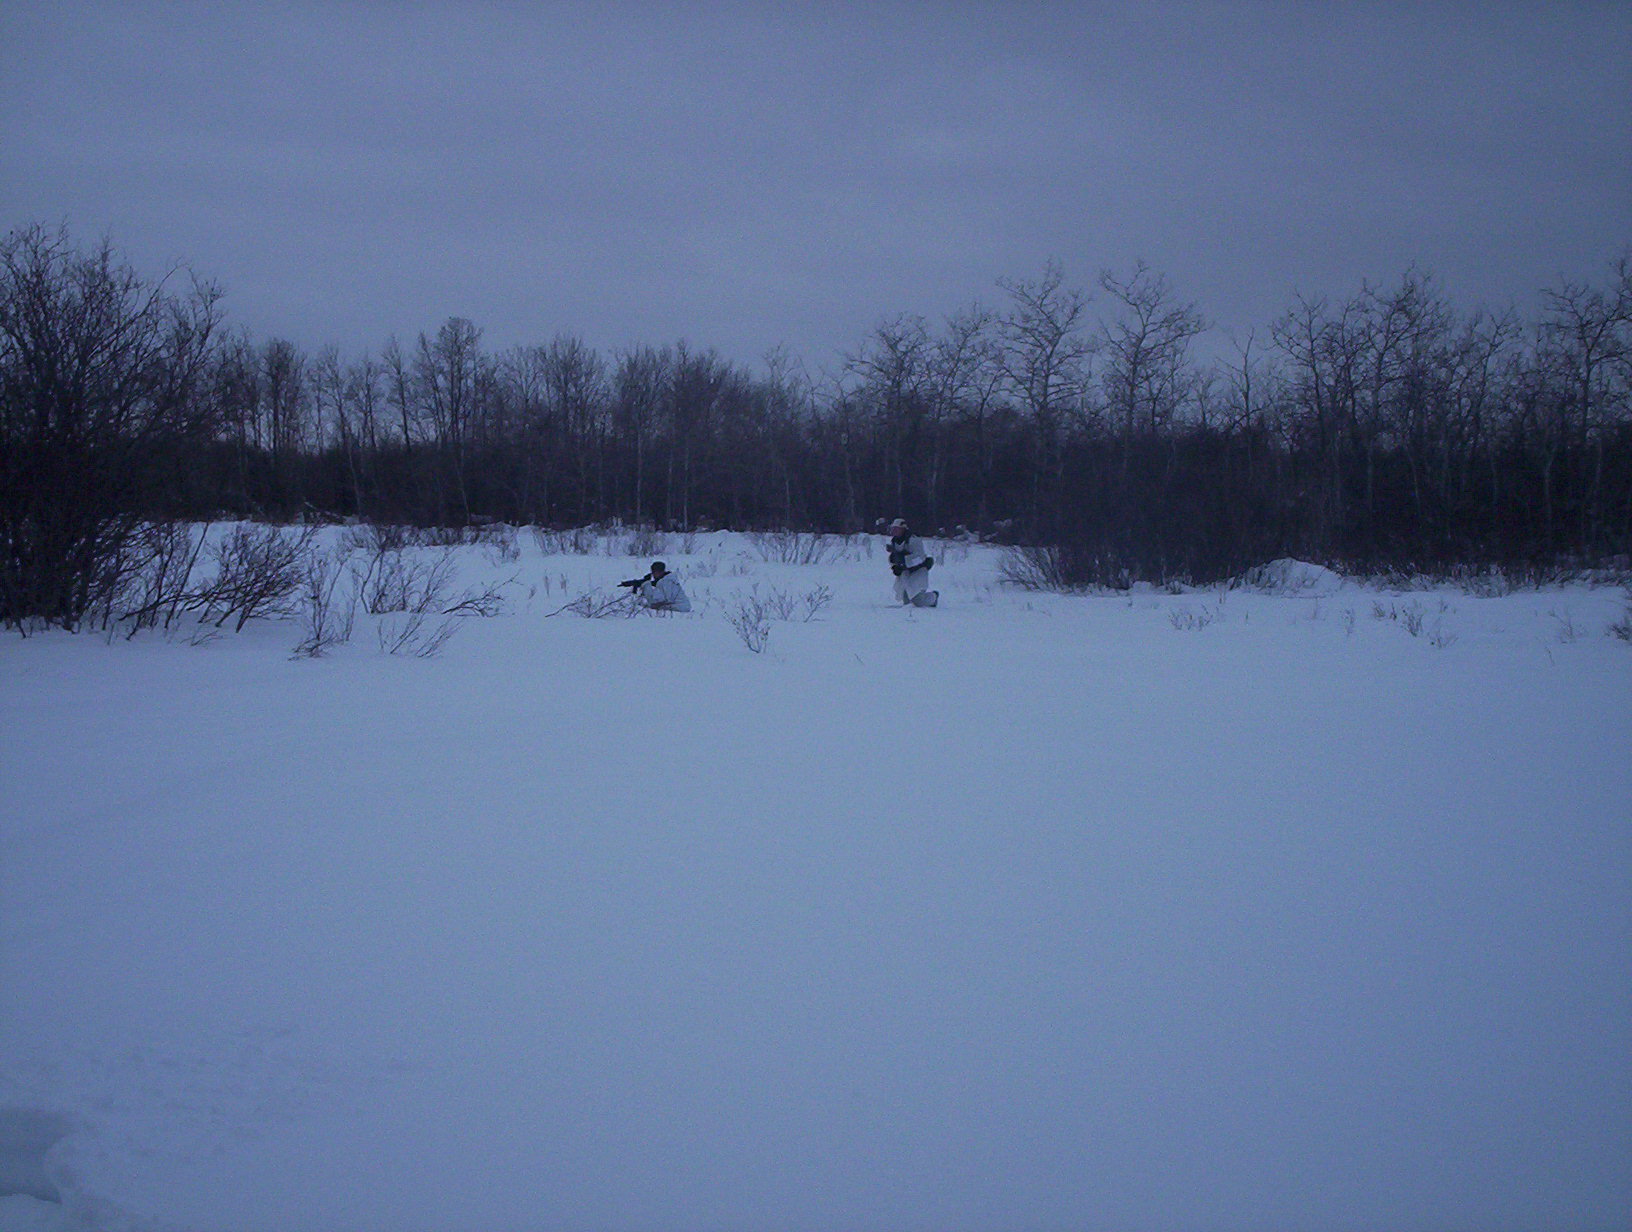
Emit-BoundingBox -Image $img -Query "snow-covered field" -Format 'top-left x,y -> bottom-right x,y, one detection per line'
3,530 -> 1629,1232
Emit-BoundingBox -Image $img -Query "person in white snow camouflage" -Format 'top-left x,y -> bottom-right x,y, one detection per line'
885,518 -> 937,607
628,561 -> 691,612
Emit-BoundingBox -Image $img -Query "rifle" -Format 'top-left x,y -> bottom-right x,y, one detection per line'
617,573 -> 654,590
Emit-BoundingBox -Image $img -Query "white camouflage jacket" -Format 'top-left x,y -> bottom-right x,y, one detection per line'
637,573 -> 691,611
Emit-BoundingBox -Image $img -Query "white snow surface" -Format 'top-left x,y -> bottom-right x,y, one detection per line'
2,531 -> 1629,1232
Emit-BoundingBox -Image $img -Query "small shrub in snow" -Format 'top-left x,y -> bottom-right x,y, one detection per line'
558,589 -> 642,619
719,583 -> 831,647
291,548 -> 357,658
624,526 -> 668,557
801,584 -> 833,621
725,594 -> 771,653
1550,608 -> 1581,644
1169,603 -> 1219,631
109,521 -> 212,635
343,522 -> 411,556
363,550 -> 460,654
480,526 -> 521,566
1399,600 -> 1426,637
747,530 -> 844,565
1372,598 -> 1455,647
762,587 -> 798,622
354,546 -> 456,616
196,524 -> 318,632
999,545 -> 1073,591
533,527 -> 598,556
441,579 -> 513,618
999,543 -> 1140,592
412,525 -> 478,548
1454,565 -> 1519,598
1609,614 -> 1632,642
377,608 -> 456,657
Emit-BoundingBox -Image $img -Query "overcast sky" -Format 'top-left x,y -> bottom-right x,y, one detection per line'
4,1 -> 1628,375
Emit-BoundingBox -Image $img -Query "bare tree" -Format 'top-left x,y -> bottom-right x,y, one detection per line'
929,304 -> 1001,528
1538,259 -> 1632,549
997,262 -> 1093,528
846,315 -> 933,520
664,344 -> 729,529
1097,261 -> 1206,456
415,317 -> 487,522
0,225 -> 222,628
613,346 -> 669,524
542,335 -> 609,520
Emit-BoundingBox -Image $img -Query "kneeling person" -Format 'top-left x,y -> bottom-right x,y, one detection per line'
633,561 -> 691,612
886,518 -> 938,607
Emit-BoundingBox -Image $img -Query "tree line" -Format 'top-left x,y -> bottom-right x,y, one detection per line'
3,223 -> 1629,627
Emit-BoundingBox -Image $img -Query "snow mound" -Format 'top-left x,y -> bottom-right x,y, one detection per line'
1238,558 -> 1344,594
0,1109 -> 70,1205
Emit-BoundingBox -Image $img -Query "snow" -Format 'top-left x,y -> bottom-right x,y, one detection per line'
2,531 -> 1629,1232
1237,558 -> 1345,595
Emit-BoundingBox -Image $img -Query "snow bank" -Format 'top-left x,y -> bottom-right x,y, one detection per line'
1237,557 -> 1345,594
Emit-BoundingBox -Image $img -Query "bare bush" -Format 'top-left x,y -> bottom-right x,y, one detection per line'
532,526 -> 598,556
1609,593 -> 1632,641
343,522 -> 411,556
747,530 -> 844,565
554,589 -> 642,619
1373,598 -> 1455,646
725,594 -> 771,652
762,587 -> 798,621
801,584 -> 833,621
999,545 -> 1075,591
1550,608 -> 1581,644
413,526 -> 477,548
1399,600 -> 1426,637
194,524 -> 318,632
370,561 -> 455,654
722,583 -> 830,648
480,525 -> 521,566
376,607 -> 456,657
353,545 -> 456,615
442,577 -> 515,617
292,548 -> 357,658
1169,603 -> 1219,631
625,526 -> 667,557
109,521 -> 211,635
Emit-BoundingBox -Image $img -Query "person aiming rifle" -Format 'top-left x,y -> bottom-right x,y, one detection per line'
618,560 -> 692,612
884,518 -> 938,607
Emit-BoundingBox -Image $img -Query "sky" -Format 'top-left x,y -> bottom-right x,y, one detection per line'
3,1 -> 1629,376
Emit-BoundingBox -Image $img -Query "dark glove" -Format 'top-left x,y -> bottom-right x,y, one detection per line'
891,564 -> 903,575
923,555 -> 933,569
